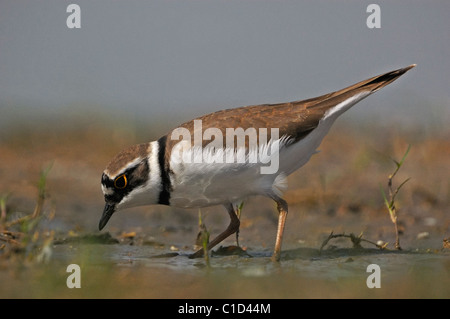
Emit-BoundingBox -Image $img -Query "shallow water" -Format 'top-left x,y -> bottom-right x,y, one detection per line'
2,242 -> 447,299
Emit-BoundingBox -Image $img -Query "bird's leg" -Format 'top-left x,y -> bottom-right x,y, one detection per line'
235,217 -> 240,247
271,196 -> 288,262
235,202 -> 242,247
189,203 -> 240,259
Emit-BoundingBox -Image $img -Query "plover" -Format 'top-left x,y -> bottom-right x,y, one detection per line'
99,65 -> 415,261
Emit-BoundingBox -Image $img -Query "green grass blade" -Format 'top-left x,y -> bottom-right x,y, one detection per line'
398,144 -> 411,167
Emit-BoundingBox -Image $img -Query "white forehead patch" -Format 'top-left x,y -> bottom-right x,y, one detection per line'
101,184 -> 114,196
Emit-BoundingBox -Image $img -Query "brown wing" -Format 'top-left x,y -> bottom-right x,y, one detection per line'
165,65 -> 415,150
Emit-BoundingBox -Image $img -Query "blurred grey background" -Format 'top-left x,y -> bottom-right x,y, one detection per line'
1,0 -> 449,132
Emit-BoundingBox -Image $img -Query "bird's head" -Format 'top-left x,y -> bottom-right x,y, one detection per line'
99,142 -> 160,230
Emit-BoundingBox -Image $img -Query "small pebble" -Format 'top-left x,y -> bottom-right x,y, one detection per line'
377,240 -> 386,247
416,232 -> 429,240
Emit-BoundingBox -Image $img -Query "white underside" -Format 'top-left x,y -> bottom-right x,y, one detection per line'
168,92 -> 371,208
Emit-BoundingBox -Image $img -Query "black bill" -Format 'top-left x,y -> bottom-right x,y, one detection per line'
99,203 -> 116,230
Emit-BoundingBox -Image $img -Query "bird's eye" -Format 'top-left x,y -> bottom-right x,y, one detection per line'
114,174 -> 127,189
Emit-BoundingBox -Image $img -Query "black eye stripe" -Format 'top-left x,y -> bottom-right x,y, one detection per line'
101,164 -> 138,189
101,159 -> 149,204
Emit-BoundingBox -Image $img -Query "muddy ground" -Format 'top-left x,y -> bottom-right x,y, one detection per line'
0,114 -> 449,299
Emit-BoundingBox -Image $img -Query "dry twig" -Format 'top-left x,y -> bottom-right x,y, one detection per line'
319,231 -> 386,254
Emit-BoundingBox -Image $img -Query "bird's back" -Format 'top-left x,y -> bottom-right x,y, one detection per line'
165,65 -> 416,151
